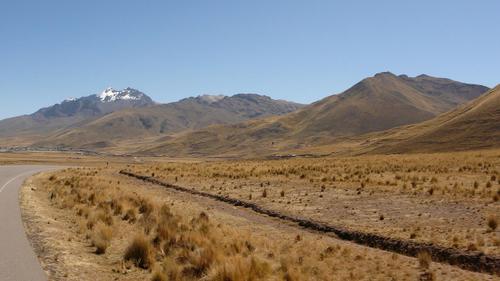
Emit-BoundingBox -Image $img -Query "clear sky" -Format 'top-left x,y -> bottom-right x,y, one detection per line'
1,0 -> 499,119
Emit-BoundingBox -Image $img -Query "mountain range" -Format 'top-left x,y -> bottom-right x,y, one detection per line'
33,93 -> 304,149
1,72 -> 497,157
140,72 -> 490,156
0,89 -> 303,149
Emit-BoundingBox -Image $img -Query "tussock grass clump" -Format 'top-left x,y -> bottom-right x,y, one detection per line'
86,208 -> 113,230
138,198 -> 155,216
487,215 -> 498,231
94,208 -> 114,225
181,246 -> 218,278
91,221 -> 113,254
206,256 -> 270,281
76,204 -> 90,218
124,234 -> 152,269
110,198 -> 124,216
123,207 -> 137,223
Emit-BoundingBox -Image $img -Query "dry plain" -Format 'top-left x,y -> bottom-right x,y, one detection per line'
8,149 -> 499,280
125,150 -> 500,256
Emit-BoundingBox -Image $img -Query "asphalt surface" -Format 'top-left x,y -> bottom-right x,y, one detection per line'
0,165 -> 59,281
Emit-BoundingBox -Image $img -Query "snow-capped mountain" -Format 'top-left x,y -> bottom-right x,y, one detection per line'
97,87 -> 147,102
32,87 -> 155,119
0,88 -> 304,150
30,92 -> 305,149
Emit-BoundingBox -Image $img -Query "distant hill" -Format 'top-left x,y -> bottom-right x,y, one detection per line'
0,88 -> 155,145
361,85 -> 500,154
34,87 -> 154,119
274,72 -> 488,138
31,93 -> 304,149
141,72 -> 489,157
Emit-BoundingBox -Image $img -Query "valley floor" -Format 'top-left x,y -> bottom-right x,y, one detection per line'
127,150 -> 500,257
15,149 -> 500,280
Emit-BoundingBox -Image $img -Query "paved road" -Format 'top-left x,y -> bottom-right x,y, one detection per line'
0,165 -> 59,281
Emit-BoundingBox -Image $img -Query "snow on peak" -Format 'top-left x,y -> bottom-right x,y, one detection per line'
97,87 -> 144,102
98,88 -> 121,102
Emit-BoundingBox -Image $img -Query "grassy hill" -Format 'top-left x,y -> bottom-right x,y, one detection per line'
141,73 -> 489,157
361,85 -> 500,154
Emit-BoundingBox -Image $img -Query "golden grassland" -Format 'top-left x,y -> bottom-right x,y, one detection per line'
19,166 -> 499,281
125,150 -> 500,256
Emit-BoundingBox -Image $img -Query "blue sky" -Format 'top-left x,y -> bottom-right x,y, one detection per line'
1,1 -> 499,119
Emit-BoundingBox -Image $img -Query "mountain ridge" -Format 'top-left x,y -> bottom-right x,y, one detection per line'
139,72 -> 490,157
360,84 -> 500,154
17,92 -> 304,149
0,88 -> 155,146
0,72 -> 491,156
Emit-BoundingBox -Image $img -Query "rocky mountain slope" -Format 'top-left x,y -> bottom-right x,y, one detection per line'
0,88 -> 155,145
140,73 -> 489,157
2,92 -> 303,149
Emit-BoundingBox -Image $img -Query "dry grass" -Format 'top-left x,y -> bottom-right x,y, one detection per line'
36,168 -> 283,280
20,165 -> 499,280
124,234 -> 152,269
488,215 -> 498,231
125,149 -> 500,255
91,221 -> 113,254
129,150 -> 500,200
